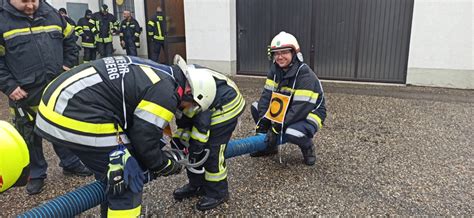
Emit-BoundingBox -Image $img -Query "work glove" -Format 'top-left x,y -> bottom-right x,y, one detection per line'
106,146 -> 145,196
152,159 -> 182,179
255,118 -> 270,134
265,129 -> 278,149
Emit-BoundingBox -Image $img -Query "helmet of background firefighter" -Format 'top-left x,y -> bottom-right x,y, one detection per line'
173,55 -> 217,111
270,31 -> 303,62
0,120 -> 29,193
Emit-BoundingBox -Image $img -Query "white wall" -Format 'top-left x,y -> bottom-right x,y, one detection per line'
407,0 -> 474,89
184,0 -> 236,75
46,0 -> 99,12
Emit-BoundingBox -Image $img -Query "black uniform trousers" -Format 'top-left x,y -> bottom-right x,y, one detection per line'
124,40 -> 138,56
83,47 -> 97,62
185,118 -> 238,199
11,86 -> 83,180
149,40 -> 164,63
97,42 -> 113,58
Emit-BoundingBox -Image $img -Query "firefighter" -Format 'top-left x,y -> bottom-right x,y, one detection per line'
171,56 -> 246,210
250,31 -> 327,166
119,10 -> 141,56
0,120 -> 29,193
147,6 -> 166,63
34,55 -> 202,216
76,9 -> 97,62
59,8 -> 76,26
0,0 -> 92,196
92,4 -> 118,58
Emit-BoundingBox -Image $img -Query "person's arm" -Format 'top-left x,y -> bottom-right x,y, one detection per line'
128,80 -> 178,171
0,35 -> 18,96
146,18 -> 155,38
283,65 -> 319,127
133,19 -> 141,40
60,16 -> 79,68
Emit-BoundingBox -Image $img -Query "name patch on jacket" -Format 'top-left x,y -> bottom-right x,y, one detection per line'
103,56 -> 130,80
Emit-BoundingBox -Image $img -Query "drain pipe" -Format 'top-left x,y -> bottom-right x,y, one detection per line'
18,134 -> 279,217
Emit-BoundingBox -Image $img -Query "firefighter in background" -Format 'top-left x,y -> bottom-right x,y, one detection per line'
34,55 -> 213,216
0,120 -> 29,193
171,56 -> 246,210
147,6 -> 166,63
59,7 -> 80,66
250,31 -> 326,166
0,0 -> 92,196
76,9 -> 97,62
119,10 -> 141,56
92,4 -> 118,58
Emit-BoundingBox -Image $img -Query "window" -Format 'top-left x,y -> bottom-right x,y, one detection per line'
114,0 -> 135,21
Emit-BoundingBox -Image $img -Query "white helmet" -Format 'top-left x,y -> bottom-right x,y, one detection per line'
173,55 -> 217,111
270,31 -> 303,62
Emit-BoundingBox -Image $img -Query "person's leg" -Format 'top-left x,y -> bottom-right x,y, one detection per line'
83,47 -> 91,62
97,42 -> 105,58
128,42 -> 137,56
105,43 -> 113,57
52,144 -> 92,176
284,120 -> 318,166
149,41 -> 159,63
90,48 -> 97,61
196,120 -> 238,211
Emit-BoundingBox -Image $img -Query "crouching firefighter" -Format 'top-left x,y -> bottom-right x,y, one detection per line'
250,31 -> 327,166
34,56 -> 188,217
170,55 -> 245,211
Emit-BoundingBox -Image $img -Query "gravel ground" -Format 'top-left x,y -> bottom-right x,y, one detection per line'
0,76 -> 473,216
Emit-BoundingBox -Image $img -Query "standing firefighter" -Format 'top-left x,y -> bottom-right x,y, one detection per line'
171,56 -> 246,210
0,0 -> 92,195
147,6 -> 166,63
76,9 -> 97,62
92,4 -> 118,58
119,10 -> 141,56
250,31 -> 326,166
35,55 -> 220,216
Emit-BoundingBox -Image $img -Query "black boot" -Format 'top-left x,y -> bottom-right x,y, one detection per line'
26,179 -> 45,195
249,146 -> 278,157
173,183 -> 204,200
63,164 -> 93,177
301,145 -> 316,166
196,195 -> 229,211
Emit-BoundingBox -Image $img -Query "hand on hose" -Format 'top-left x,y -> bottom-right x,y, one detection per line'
265,123 -> 282,149
152,159 -> 182,178
255,119 -> 270,134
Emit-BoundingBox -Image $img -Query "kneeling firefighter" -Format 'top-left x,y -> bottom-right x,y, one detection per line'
250,31 -> 326,166
170,56 -> 246,210
0,120 -> 29,193
34,56 -> 200,216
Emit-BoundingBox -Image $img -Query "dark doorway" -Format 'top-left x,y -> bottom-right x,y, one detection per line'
145,0 -> 186,64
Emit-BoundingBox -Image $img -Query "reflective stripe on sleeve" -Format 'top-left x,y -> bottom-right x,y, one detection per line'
134,100 -> 174,129
285,128 -> 305,138
264,79 -> 277,91
293,90 -> 319,104
3,25 -> 62,40
307,113 -> 323,130
190,126 -> 209,143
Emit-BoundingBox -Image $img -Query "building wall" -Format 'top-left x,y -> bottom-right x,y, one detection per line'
407,0 -> 474,89
184,0 -> 236,75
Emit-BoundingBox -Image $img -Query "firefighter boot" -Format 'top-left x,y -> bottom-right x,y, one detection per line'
300,145 -> 316,166
196,195 -> 229,211
173,183 -> 205,201
26,179 -> 45,195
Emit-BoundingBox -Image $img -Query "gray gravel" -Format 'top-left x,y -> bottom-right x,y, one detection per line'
0,76 -> 472,216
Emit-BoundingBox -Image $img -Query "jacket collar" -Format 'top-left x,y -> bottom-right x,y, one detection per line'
273,60 -> 301,81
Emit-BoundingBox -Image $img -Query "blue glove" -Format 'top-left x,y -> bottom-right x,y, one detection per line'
122,151 -> 145,194
107,145 -> 145,196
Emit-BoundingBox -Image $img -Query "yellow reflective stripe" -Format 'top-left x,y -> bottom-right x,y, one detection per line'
47,67 -> 97,110
265,79 -> 277,88
205,143 -> 227,182
108,205 -> 141,217
0,45 -> 5,56
9,107 -> 15,117
280,86 -> 295,94
172,128 -> 191,141
294,89 -> 318,98
293,89 -> 319,103
155,21 -> 164,40
307,113 -> 323,129
190,126 -> 209,143
136,100 -> 174,122
139,66 -> 161,84
211,94 -> 245,126
81,42 -> 95,48
4,25 -> 62,40
218,144 -> 226,172
39,101 -> 122,134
